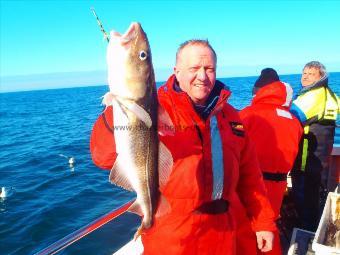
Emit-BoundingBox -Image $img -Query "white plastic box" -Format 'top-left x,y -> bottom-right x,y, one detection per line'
288,227 -> 315,255
312,192 -> 340,255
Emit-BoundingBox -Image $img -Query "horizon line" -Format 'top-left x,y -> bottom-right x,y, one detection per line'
1,69 -> 340,94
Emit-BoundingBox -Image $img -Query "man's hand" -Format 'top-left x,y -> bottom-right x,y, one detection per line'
255,231 -> 274,252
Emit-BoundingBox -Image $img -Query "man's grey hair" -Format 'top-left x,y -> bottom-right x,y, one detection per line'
176,39 -> 217,64
304,61 -> 327,77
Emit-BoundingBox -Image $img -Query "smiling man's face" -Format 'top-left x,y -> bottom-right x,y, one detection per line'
174,44 -> 216,105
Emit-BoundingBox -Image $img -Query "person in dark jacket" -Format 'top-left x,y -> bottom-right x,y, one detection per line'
290,61 -> 339,231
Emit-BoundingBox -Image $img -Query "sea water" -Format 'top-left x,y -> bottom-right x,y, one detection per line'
0,73 -> 339,255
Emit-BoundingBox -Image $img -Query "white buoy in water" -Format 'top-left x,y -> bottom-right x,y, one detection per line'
0,187 -> 6,198
69,157 -> 75,165
59,154 -> 76,168
69,157 -> 75,168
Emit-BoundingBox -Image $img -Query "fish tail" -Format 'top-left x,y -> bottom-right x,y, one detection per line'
133,217 -> 153,240
133,225 -> 144,240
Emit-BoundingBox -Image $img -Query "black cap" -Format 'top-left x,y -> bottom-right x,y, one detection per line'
254,68 -> 280,88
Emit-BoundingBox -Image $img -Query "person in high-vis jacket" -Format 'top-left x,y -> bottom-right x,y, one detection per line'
234,69 -> 303,255
90,40 -> 276,255
290,61 -> 339,231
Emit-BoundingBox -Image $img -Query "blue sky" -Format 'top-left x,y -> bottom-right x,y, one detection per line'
1,0 -> 340,92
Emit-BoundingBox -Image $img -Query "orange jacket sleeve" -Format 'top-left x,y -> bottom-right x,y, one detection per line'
90,106 -> 117,170
237,133 -> 276,232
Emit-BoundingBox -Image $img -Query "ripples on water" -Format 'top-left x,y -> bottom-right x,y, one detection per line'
0,73 -> 339,254
0,86 -> 138,254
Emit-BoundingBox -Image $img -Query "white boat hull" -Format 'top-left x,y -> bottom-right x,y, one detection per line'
113,237 -> 143,255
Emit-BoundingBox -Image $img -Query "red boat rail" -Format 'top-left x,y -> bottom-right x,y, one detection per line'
34,199 -> 134,255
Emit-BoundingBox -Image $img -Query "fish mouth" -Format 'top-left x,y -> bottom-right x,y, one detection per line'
119,22 -> 141,45
109,22 -> 143,47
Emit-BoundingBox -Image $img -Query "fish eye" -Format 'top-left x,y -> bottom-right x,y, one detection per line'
139,50 -> 148,61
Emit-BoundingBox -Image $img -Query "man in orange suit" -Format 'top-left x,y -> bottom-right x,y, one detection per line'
236,68 -> 303,255
90,41 -> 276,255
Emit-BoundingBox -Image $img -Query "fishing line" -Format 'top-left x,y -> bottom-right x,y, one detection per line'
91,7 -> 110,43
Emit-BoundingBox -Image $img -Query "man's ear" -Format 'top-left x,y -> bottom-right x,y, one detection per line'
174,66 -> 179,79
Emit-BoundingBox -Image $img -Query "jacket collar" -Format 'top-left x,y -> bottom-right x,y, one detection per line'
299,75 -> 328,95
164,74 -> 231,119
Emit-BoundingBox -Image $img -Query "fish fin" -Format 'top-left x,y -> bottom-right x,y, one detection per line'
102,92 -> 115,106
155,194 -> 171,218
158,141 -> 173,188
118,99 -> 152,128
127,200 -> 143,217
109,155 -> 134,192
158,105 -> 175,136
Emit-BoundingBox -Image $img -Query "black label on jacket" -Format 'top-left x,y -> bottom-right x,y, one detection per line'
229,122 -> 245,137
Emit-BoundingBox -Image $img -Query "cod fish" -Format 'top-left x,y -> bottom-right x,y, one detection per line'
102,22 -> 173,237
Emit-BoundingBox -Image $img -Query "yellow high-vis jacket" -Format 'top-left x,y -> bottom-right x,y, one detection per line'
290,76 -> 339,172
291,77 -> 339,126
